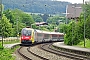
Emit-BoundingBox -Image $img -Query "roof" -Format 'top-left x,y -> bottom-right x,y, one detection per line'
35,22 -> 48,26
66,4 -> 82,19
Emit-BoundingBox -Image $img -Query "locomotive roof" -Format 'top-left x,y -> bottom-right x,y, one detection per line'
35,29 -> 64,35
22,28 -> 34,31
22,28 -> 64,35
35,29 -> 51,34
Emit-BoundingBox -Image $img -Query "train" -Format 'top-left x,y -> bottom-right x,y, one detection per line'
21,27 -> 64,45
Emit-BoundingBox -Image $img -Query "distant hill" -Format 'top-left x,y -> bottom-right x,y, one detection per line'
2,0 -> 71,14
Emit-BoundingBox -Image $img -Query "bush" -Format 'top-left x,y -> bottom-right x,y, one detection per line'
64,21 -> 81,45
0,49 -> 15,60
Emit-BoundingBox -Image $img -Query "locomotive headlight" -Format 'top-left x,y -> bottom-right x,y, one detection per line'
22,36 -> 23,39
31,37 -> 32,40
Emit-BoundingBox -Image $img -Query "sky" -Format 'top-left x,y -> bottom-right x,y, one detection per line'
56,0 -> 89,4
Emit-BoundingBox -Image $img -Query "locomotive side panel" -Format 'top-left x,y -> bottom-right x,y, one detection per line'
34,30 -> 44,43
43,34 -> 51,42
58,34 -> 64,41
52,34 -> 58,41
36,33 -> 44,42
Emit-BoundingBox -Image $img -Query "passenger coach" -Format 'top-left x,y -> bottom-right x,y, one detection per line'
21,27 -> 64,45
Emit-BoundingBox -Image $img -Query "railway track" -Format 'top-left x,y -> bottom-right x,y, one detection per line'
29,43 -> 71,60
17,46 -> 49,60
40,43 -> 90,60
17,47 -> 32,60
17,43 -> 71,60
27,47 -> 49,60
17,42 -> 90,60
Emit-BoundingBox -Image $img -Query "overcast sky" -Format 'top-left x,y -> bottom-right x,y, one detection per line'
56,0 -> 89,3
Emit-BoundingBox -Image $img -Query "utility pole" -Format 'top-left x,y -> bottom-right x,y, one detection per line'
74,4 -> 76,45
83,0 -> 86,47
66,5 -> 68,24
72,19 -> 73,45
0,0 -> 3,48
17,18 -> 19,40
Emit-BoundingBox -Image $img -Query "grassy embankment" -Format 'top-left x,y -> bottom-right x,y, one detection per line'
76,39 -> 90,48
0,40 -> 20,60
0,46 -> 19,60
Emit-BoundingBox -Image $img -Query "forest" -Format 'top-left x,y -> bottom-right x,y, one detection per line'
2,0 -> 70,14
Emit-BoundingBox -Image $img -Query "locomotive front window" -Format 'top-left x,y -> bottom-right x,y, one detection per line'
22,30 -> 32,36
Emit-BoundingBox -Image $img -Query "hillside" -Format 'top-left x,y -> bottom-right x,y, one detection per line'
2,0 -> 71,14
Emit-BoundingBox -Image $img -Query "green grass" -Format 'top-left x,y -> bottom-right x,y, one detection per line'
0,40 -> 20,60
0,43 -> 19,60
0,49 -> 15,60
76,39 -> 90,48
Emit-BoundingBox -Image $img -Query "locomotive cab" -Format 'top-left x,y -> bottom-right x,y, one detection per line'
21,28 -> 34,44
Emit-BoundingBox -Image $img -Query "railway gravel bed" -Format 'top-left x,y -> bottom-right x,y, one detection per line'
29,44 -> 72,60
40,43 -> 90,60
14,49 -> 24,60
17,46 -> 43,60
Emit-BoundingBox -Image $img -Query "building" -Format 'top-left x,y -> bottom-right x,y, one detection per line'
35,22 -> 48,26
66,4 -> 82,19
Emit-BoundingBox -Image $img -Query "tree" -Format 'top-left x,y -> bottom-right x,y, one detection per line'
64,19 -> 82,45
47,16 -> 65,24
83,3 -> 90,39
0,4 -> 4,20
4,9 -> 35,26
0,15 -> 14,37
3,9 -> 15,24
22,13 -> 35,26
32,14 -> 43,22
3,9 -> 35,36
64,21 -> 74,45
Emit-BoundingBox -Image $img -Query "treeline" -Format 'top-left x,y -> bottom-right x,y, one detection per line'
0,9 -> 34,37
0,8 -> 66,37
2,0 -> 70,14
